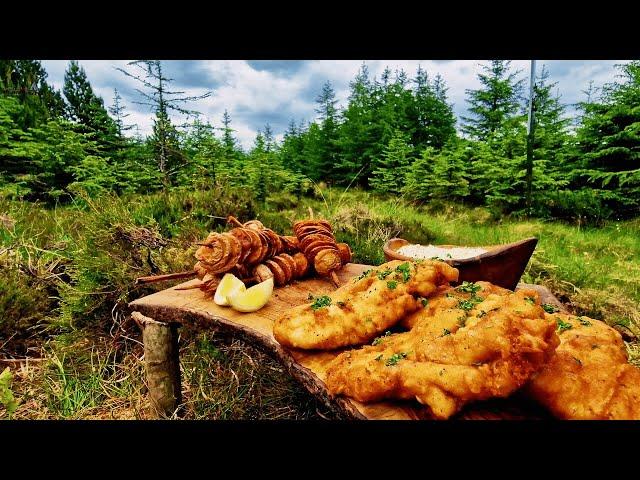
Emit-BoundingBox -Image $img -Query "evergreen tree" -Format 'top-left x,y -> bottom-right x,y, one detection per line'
108,88 -> 133,136
0,60 -> 65,128
63,61 -> 118,150
311,81 -> 340,181
370,129 -> 413,194
116,60 -> 212,188
462,60 -> 524,141
411,67 -> 457,150
571,61 -> 640,218
403,141 -> 471,202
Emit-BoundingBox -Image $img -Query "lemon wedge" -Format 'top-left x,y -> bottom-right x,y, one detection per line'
227,277 -> 274,313
214,273 -> 246,306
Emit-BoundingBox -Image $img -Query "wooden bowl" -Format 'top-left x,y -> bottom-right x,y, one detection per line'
383,237 -> 538,291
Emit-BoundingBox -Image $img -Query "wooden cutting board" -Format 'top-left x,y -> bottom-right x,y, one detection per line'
129,263 -> 562,420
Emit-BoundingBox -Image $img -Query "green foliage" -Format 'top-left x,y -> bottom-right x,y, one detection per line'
370,129 -> 414,194
0,367 -> 18,418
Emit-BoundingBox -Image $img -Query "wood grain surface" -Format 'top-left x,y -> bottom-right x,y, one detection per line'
129,263 -> 566,420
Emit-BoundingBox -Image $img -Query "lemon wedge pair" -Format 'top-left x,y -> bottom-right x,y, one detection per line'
214,273 -> 273,312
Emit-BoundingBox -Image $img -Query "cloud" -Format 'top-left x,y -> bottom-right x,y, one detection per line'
40,59 -> 628,150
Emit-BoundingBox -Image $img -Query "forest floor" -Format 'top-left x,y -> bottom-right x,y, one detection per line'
1,187 -> 639,419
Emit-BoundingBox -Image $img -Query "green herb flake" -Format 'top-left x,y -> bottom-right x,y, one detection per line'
456,281 -> 481,294
477,310 -> 487,318
354,269 -> 372,282
310,295 -> 332,311
395,262 -> 411,282
525,296 -> 536,305
387,280 -> 398,290
372,331 -> 391,346
458,298 -> 481,311
458,315 -> 467,327
441,328 -> 451,337
377,269 -> 393,280
556,318 -> 573,333
542,303 -> 559,314
384,352 -> 408,367
374,354 -> 383,362
578,316 -> 592,327
419,297 -> 429,307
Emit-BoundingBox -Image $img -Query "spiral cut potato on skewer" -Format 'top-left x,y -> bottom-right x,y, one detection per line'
137,215 -> 351,295
293,219 -> 351,285
253,252 -> 310,286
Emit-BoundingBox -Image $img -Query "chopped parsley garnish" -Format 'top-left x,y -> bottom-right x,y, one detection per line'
446,253 -> 453,259
395,262 -> 411,282
542,303 -> 559,314
458,315 -> 468,327
441,328 -> 451,337
578,316 -> 592,326
458,296 -> 483,311
556,317 -> 573,333
430,256 -> 443,261
354,269 -> 372,282
419,297 -> 429,307
525,296 -> 536,305
384,352 -> 408,367
387,280 -> 398,290
456,281 -> 482,294
377,269 -> 393,280
310,295 -> 332,310
374,354 -> 383,362
372,331 -> 391,346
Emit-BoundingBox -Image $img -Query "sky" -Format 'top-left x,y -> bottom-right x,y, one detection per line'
41,60 -> 628,150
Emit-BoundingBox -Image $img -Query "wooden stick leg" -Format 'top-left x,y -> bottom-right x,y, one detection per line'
132,312 -> 182,418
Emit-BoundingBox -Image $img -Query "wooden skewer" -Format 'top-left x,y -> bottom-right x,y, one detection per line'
174,283 -> 204,291
227,215 -> 244,227
135,271 -> 197,285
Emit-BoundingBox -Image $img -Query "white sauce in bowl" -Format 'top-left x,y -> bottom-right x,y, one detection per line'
396,244 -> 487,261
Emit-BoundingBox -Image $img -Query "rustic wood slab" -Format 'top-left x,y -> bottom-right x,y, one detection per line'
129,263 -> 566,420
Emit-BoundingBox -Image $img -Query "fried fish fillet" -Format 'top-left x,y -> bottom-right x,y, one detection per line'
325,289 -> 559,419
526,313 -> 640,420
273,260 -> 459,350
400,281 -> 512,330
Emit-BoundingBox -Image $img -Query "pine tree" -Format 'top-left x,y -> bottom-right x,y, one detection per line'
311,81 -> 340,181
370,129 -> 414,194
108,88 -> 133,136
571,61 -> 640,218
116,60 -> 212,188
404,141 -> 471,202
411,67 -> 457,151
0,60 -> 66,128
63,61 -> 118,150
462,60 -> 524,141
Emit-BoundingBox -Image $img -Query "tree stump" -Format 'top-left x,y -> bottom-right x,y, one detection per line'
132,312 -> 182,418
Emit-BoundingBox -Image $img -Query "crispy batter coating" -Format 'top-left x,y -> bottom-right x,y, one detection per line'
400,281 -> 512,330
526,313 -> 640,420
273,260 -> 459,350
325,289 -> 559,419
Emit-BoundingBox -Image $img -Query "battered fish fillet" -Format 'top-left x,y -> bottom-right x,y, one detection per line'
273,259 -> 459,350
400,281 -> 512,330
325,289 -> 559,419
526,313 -> 640,420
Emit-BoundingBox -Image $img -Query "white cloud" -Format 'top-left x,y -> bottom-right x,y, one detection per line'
41,59 -> 627,150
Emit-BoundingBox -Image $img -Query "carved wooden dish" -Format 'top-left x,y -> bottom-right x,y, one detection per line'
383,237 -> 538,291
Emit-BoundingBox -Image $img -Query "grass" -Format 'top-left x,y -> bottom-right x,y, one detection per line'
1,185 -> 639,419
